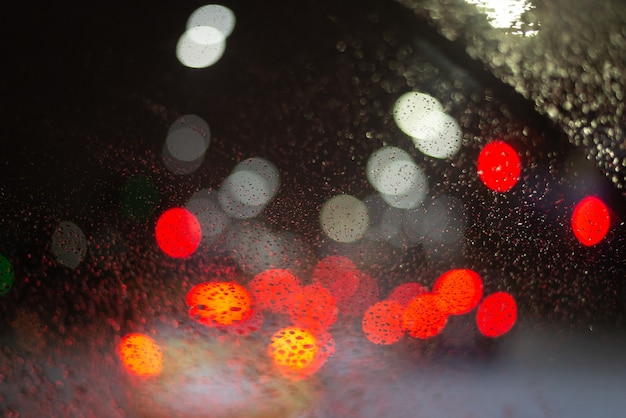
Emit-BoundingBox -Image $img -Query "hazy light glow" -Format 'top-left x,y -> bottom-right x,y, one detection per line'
187,4 -> 236,37
367,147 -> 428,209
155,207 -> 202,258
476,291 -> 517,337
186,189 -> 230,245
571,196 -> 610,246
312,255 -> 360,307
477,140 -> 521,192
163,115 -> 211,175
320,194 -> 369,243
51,221 -> 87,268
288,284 -> 337,333
219,157 -> 280,219
387,282 -> 428,307
118,333 -> 163,377
248,268 -> 302,314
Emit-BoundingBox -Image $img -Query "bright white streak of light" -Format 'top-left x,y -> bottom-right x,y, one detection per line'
465,0 -> 537,35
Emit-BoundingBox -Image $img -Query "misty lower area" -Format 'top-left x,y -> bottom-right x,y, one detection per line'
1,1 -> 625,417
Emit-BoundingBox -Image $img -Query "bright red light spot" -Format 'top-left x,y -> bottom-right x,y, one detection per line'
402,293 -> 448,339
312,255 -> 360,306
186,282 -> 253,326
155,207 -> 201,258
362,300 -> 405,345
433,269 -> 483,315
288,284 -> 337,333
571,196 -> 610,246
387,282 -> 428,307
476,291 -> 517,338
248,269 -> 301,314
118,333 -> 163,377
477,141 -> 521,192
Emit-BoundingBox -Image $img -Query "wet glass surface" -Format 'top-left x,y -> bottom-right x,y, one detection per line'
1,1 -> 626,416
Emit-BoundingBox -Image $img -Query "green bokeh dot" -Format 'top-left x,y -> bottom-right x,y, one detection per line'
120,174 -> 160,222
0,255 -> 14,296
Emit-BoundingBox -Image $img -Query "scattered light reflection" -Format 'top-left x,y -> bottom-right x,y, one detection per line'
571,196 -> 611,246
320,194 -> 369,243
50,221 -> 87,268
